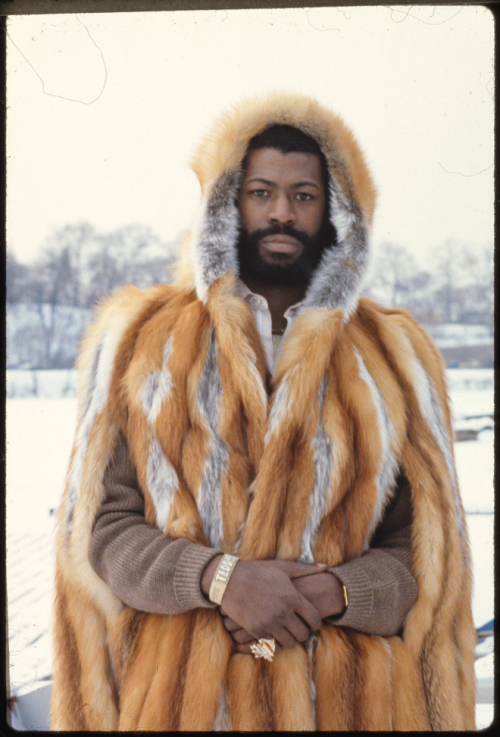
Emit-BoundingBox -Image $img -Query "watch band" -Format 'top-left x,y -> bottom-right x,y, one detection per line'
208,554 -> 239,605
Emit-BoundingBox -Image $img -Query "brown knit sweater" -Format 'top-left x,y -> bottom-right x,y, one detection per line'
89,434 -> 418,637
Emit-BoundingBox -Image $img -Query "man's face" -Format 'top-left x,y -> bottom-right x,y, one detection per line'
237,148 -> 328,287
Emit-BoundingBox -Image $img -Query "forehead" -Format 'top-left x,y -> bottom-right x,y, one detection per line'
243,148 -> 324,187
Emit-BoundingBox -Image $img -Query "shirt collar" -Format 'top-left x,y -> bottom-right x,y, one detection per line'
237,279 -> 303,318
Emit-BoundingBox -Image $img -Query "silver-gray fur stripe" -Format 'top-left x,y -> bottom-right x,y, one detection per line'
306,635 -> 318,724
146,435 -> 179,532
212,685 -> 232,731
66,320 -> 131,534
300,377 -> 333,563
265,373 -> 291,441
78,336 -> 102,426
354,349 -> 399,548
197,329 -> 228,548
404,338 -> 465,547
140,336 -> 179,531
141,337 -> 174,424
192,170 -> 242,302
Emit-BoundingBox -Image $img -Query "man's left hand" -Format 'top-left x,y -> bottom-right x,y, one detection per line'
291,571 -> 345,618
222,571 -> 346,654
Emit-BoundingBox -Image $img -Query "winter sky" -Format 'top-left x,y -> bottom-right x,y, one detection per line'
6,6 -> 494,267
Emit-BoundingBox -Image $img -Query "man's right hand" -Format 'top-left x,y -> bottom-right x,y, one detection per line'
201,557 -> 324,650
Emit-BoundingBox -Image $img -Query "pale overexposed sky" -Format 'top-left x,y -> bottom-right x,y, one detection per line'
6,6 -> 494,268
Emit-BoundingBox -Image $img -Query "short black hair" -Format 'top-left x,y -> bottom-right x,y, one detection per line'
247,124 -> 323,157
244,124 -> 330,194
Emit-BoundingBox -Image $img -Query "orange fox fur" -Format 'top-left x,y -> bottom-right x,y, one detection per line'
52,93 -> 475,731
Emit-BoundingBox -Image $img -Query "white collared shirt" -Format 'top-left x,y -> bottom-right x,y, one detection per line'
238,281 -> 302,374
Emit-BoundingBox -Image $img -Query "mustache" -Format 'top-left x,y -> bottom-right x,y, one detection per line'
246,225 -> 311,248
237,223 -> 328,288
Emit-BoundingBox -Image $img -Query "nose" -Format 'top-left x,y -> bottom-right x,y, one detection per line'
268,193 -> 295,227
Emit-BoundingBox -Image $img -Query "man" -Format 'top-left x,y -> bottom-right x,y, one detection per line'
52,93 -> 476,731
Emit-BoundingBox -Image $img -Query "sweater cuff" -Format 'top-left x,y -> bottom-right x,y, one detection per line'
173,543 -> 223,611
325,563 -> 374,631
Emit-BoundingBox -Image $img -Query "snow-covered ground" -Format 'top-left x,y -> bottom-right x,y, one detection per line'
6,369 -> 78,398
5,369 -> 494,729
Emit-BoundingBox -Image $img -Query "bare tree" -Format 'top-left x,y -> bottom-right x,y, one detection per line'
457,244 -> 494,325
86,224 -> 174,303
6,250 -> 30,305
431,240 -> 468,323
365,242 -> 421,308
44,222 -> 98,307
363,240 -> 493,328
7,222 -> 176,368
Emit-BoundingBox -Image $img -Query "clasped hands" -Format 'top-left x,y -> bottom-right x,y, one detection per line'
201,556 -> 346,656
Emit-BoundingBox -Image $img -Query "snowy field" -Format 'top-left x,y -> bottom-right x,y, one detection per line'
5,369 -> 494,729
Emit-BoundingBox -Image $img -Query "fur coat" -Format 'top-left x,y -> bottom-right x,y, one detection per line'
52,92 -> 476,730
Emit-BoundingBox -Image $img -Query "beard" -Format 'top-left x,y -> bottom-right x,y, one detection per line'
236,222 -> 335,288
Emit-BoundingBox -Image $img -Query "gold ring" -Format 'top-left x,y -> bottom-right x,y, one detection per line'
250,637 -> 276,662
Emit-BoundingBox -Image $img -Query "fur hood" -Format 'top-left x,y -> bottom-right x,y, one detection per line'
176,91 -> 376,316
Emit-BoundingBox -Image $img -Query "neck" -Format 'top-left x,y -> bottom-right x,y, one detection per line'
241,277 -> 307,332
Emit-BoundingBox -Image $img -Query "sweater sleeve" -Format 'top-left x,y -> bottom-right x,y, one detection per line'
89,433 -> 222,615
325,473 -> 418,636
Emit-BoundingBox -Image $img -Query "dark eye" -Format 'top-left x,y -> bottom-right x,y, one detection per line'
252,189 -> 269,198
296,193 -> 313,201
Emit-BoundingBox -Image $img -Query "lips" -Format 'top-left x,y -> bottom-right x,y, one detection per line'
260,234 -> 302,255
